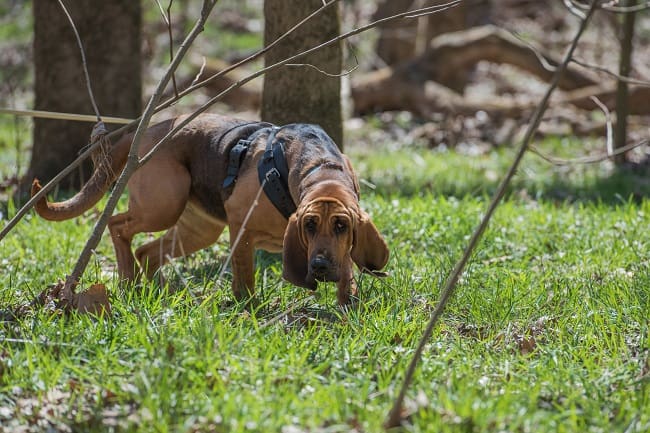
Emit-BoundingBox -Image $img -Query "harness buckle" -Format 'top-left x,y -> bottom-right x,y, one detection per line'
264,167 -> 280,182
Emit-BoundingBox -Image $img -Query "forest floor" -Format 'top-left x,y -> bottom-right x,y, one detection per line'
1,121 -> 649,432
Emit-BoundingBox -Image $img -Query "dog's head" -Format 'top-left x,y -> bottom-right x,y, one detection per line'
282,192 -> 389,291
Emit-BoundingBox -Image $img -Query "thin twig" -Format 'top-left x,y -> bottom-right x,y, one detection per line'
604,1 -> 650,12
154,0 -> 179,97
55,0 -> 102,122
571,57 -> 650,86
506,30 -> 650,88
168,1 -> 179,98
563,0 -> 588,18
589,95 -> 614,156
287,39 -> 361,78
509,30 -> 559,73
0,107 -> 132,124
566,0 -> 650,12
285,62 -> 359,77
384,0 -> 602,429
530,139 -> 647,166
191,56 -> 208,87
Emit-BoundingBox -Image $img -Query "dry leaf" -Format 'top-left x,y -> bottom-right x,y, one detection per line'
73,284 -> 111,316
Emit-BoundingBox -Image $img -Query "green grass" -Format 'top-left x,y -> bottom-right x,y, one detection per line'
1,131 -> 649,432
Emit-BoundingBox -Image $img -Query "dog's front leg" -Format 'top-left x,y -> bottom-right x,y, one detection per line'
336,262 -> 357,306
229,226 -> 256,303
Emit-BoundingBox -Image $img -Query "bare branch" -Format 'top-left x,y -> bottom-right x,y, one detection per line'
286,39 -> 360,78
191,56 -> 208,87
589,95 -> 614,156
509,31 -> 559,73
154,0 -> 179,98
603,1 -> 650,12
571,57 -> 650,86
530,139 -> 647,165
55,0 -> 102,121
563,0 -> 588,18
0,108 -> 132,124
285,62 -> 358,77
384,0 -> 602,429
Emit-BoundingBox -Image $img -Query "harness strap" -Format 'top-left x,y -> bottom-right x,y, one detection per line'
258,127 -> 297,219
222,124 -> 271,189
222,141 -> 248,189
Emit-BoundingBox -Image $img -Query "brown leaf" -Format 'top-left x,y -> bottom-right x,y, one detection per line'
516,335 -> 537,355
73,284 -> 111,316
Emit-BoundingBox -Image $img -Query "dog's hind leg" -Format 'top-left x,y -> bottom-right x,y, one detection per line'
135,201 -> 226,280
109,160 -> 192,283
108,212 -> 140,282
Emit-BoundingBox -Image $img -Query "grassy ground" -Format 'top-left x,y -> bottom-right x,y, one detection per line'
0,124 -> 649,432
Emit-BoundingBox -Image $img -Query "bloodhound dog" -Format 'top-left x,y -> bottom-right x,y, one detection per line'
32,113 -> 389,305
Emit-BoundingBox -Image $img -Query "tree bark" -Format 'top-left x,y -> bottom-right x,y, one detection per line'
24,0 -> 141,196
373,0 -> 488,67
262,0 -> 343,147
614,0 -> 637,163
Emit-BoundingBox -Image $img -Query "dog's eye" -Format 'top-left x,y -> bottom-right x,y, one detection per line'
304,218 -> 317,234
334,220 -> 347,234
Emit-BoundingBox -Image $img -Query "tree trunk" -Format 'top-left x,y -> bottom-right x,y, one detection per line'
614,0 -> 637,163
262,0 -> 343,147
23,0 -> 141,197
373,0 -> 488,68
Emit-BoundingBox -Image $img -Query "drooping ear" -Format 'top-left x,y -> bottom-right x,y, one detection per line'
351,210 -> 389,276
282,214 -> 316,290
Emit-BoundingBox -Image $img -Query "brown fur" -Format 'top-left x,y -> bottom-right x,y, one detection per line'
32,113 -> 389,305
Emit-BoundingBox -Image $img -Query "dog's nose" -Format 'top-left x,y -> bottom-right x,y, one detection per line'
310,255 -> 331,276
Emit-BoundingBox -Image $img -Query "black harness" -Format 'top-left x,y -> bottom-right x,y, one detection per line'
222,125 -> 297,219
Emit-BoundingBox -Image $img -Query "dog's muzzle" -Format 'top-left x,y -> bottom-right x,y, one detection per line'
309,254 -> 338,282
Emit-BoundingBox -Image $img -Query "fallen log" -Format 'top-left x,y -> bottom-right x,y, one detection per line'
563,84 -> 650,115
352,25 -> 598,116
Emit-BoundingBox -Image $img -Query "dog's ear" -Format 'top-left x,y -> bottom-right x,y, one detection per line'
282,214 -> 316,290
351,210 -> 389,276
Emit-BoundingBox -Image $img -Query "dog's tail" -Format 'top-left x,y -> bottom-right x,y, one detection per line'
31,134 -> 131,222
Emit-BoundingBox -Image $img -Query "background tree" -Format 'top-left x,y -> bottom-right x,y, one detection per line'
261,0 -> 343,147
22,0 -> 141,196
614,0 -> 638,163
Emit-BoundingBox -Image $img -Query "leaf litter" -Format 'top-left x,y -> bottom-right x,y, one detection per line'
2,281 -> 111,321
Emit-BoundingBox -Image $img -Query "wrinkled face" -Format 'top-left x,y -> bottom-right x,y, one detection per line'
298,199 -> 355,284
